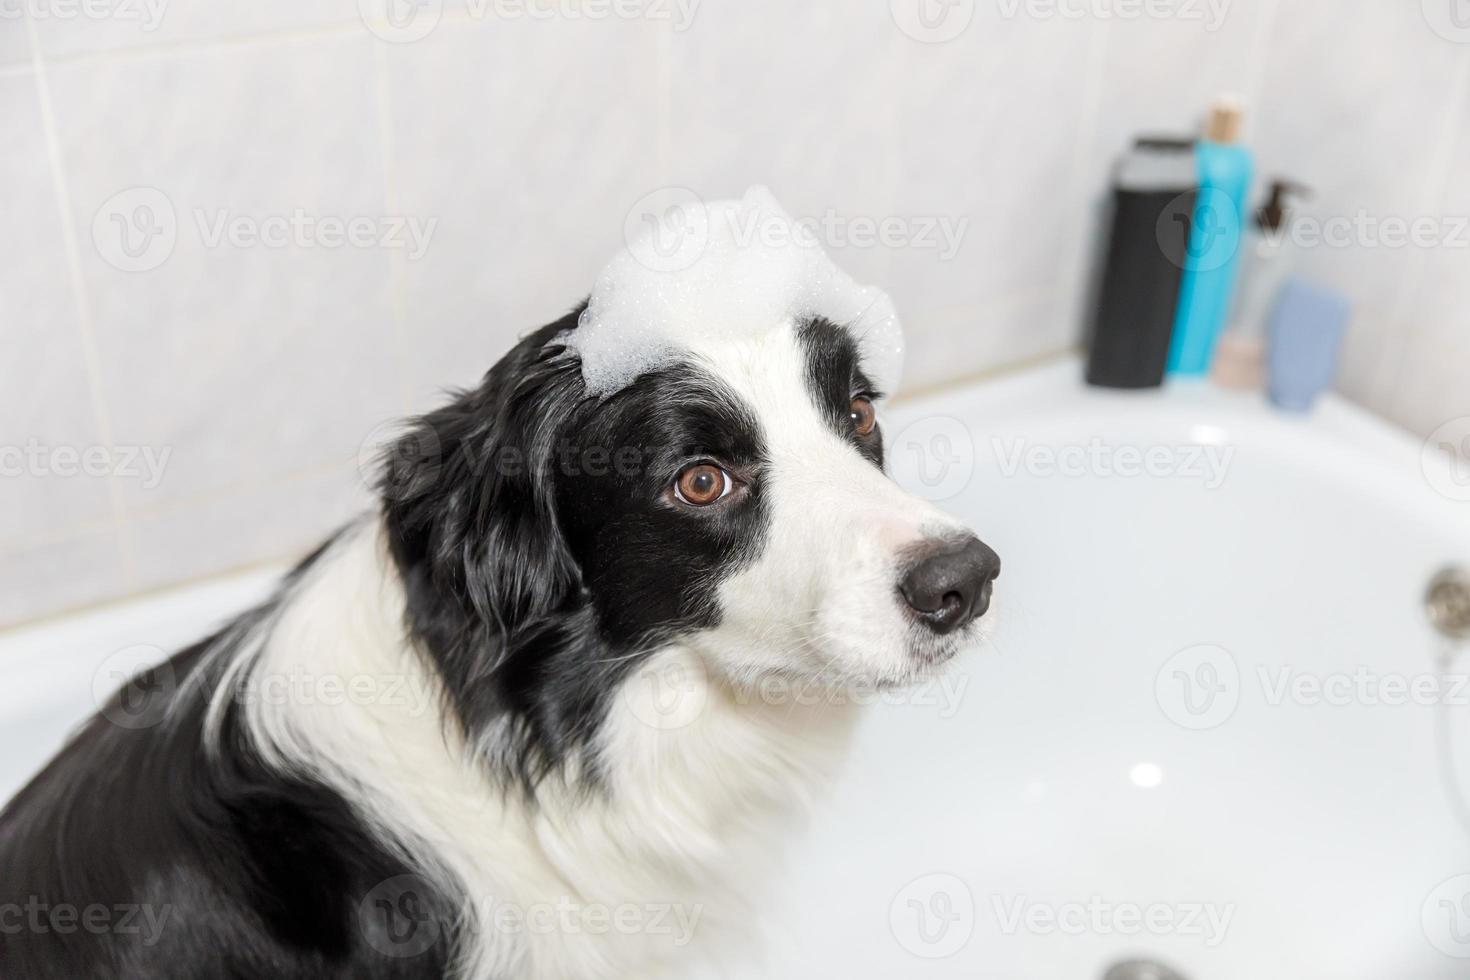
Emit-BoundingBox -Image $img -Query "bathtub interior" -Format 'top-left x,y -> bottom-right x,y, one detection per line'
727,366 -> 1470,979
4,360 -> 1469,980
0,571 -> 279,799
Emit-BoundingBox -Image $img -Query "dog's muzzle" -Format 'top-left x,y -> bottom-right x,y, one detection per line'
898,536 -> 1001,635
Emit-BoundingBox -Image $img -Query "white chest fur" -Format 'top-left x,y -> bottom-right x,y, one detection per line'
232,522 -> 857,980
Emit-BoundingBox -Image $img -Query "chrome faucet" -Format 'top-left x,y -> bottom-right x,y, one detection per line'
1427,566 -> 1470,642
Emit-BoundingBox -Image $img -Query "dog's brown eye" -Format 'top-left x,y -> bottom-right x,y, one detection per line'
850,396 -> 877,436
674,464 -> 730,506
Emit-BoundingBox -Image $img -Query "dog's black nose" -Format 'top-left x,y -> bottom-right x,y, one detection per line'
899,536 -> 1000,635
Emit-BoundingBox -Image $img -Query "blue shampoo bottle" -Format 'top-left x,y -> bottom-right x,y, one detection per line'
1168,98 -> 1255,376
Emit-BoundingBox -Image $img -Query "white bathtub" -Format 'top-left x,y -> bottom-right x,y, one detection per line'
4,358 -> 1469,980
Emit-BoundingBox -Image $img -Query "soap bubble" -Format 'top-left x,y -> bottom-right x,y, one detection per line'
567,187 -> 906,399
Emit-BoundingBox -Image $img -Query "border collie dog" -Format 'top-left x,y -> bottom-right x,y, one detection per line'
0,308 -> 999,978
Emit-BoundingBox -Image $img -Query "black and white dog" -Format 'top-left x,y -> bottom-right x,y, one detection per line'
0,309 -> 999,979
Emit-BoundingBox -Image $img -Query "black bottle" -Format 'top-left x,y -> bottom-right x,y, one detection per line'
1085,137 -> 1199,389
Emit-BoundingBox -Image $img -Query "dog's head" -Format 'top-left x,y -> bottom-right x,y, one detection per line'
563,309 -> 998,681
382,304 -> 998,781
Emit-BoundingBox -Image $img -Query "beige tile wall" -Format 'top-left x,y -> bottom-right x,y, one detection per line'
2,0 -> 1467,624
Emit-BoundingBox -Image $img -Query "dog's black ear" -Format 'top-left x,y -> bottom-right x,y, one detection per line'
380,320 -> 589,712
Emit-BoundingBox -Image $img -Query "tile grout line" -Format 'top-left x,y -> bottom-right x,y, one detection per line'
1379,51 -> 1470,425
39,8 -> 492,72
902,284 -> 1072,399
1239,0 -> 1281,127
1047,16 -> 1111,336
655,19 -> 672,183
24,10 -> 140,588
0,456 -> 368,560
0,553 -> 293,637
1071,17 -> 1112,187
372,37 -> 414,418
878,23 -> 902,289
892,345 -> 1079,407
39,18 -> 370,70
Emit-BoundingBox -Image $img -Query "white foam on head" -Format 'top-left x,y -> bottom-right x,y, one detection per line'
566,187 -> 904,399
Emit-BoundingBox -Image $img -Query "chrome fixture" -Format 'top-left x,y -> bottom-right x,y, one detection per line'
1102,960 -> 1189,980
1427,566 -> 1470,642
